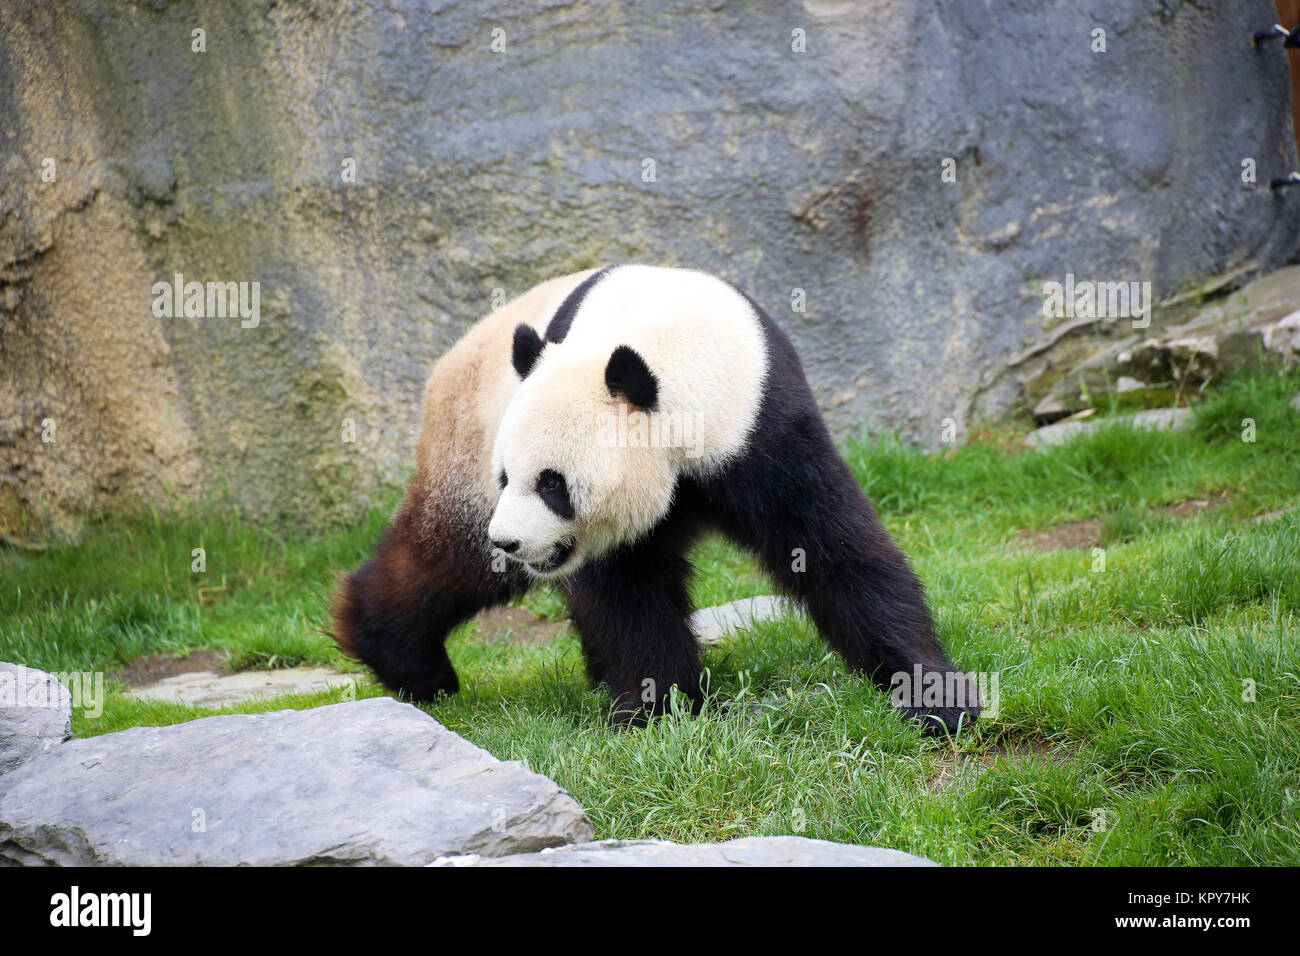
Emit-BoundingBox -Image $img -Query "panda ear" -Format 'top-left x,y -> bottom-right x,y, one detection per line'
512,324 -> 545,379
605,345 -> 658,410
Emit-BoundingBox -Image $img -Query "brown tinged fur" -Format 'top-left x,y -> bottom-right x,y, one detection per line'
329,271 -> 599,691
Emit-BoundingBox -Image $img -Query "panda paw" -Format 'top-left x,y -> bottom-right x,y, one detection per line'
899,703 -> 980,737
394,667 -> 460,705
608,687 -> 703,729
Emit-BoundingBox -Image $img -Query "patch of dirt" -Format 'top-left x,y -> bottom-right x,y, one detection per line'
1157,490 -> 1230,519
1253,502 -> 1298,522
1019,492 -> 1236,552
111,649 -> 232,688
1018,520 -> 1101,552
470,606 -> 569,645
926,738 -> 1074,793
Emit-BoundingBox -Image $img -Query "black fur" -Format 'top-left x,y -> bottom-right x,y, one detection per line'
511,323 -> 545,379
332,501 -> 528,701
545,267 -> 612,343
564,492 -> 705,724
537,469 -> 574,519
604,345 -> 659,410
335,275 -> 978,736
566,290 -> 977,733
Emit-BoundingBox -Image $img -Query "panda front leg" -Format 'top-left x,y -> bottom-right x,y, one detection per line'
711,450 -> 980,735
564,523 -> 704,727
332,515 -> 528,703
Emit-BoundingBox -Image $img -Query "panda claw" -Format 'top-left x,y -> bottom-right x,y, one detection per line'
900,704 -> 981,737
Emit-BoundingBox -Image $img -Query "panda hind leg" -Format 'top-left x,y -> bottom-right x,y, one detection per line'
712,454 -> 980,736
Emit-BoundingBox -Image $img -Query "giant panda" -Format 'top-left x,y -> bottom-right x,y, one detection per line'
332,265 -> 980,733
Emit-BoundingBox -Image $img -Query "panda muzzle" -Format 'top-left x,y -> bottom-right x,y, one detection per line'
527,537 -> 576,574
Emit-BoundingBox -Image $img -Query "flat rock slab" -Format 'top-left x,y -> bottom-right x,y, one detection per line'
1025,407 -> 1193,448
435,837 -> 936,867
0,663 -> 72,775
124,666 -> 356,708
691,596 -> 798,646
0,697 -> 592,865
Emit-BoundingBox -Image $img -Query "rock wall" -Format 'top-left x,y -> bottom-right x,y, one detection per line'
2,0 -> 1298,535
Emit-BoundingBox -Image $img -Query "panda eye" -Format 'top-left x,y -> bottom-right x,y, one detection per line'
536,469 -> 574,519
497,470 -> 508,490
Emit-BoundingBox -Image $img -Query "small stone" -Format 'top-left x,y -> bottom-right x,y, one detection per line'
1129,407 -> 1195,431
691,596 -> 797,646
1032,394 -> 1075,419
1264,312 -> 1300,363
1024,406 -> 1193,448
1166,335 -> 1218,361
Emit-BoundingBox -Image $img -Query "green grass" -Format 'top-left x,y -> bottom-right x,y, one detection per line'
2,369 -> 1298,865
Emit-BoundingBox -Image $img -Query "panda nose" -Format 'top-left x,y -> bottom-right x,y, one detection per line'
493,538 -> 520,554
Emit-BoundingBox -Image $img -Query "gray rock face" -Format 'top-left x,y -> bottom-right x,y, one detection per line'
0,663 -> 72,776
2,1 -> 1297,534
0,697 -> 592,866
1028,264 -> 1300,419
435,837 -> 937,867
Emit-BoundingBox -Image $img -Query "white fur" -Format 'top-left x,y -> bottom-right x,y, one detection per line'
488,265 -> 770,576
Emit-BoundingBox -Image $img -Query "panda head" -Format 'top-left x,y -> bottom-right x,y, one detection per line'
488,326 -> 675,579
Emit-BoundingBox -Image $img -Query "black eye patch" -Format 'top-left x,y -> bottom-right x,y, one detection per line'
536,469 -> 574,519
497,470 -> 508,490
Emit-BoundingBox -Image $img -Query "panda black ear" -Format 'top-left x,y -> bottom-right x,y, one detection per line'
512,324 -> 545,379
605,345 -> 658,410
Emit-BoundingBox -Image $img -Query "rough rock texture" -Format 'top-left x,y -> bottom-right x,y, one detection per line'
1028,264 -> 1300,419
0,663 -> 71,776
1024,406 -> 1193,448
0,697 -> 593,865
434,836 -> 937,867
2,1 -> 1298,535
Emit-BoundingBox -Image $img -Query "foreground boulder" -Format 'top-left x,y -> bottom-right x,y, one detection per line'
0,697 -> 592,866
0,663 -> 72,776
435,837 -> 936,867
